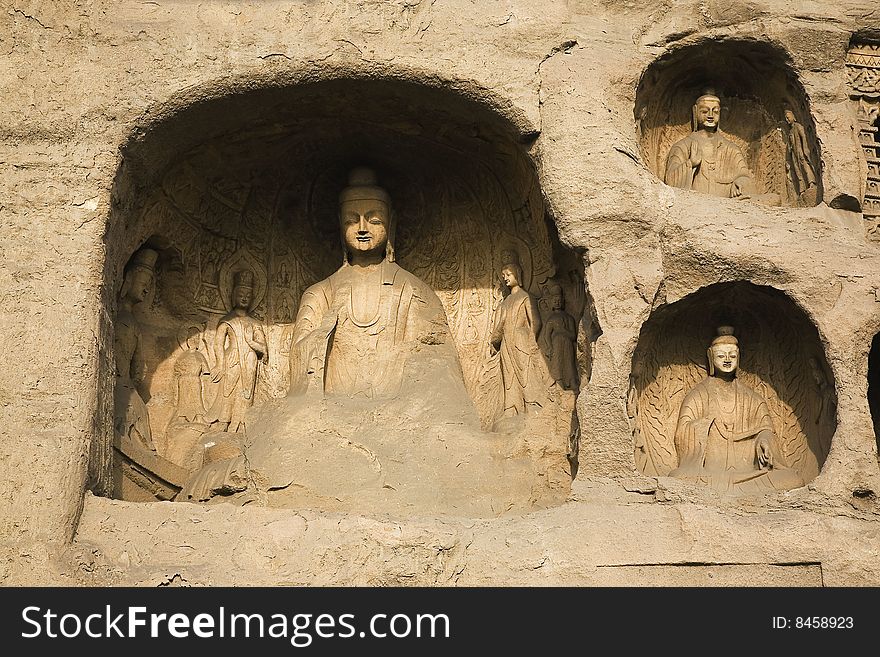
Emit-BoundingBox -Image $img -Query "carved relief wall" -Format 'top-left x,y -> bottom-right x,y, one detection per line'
635,39 -> 823,207
629,282 -> 835,486
846,38 -> 880,238
105,79 -> 588,501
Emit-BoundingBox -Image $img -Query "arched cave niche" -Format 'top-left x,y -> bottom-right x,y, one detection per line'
868,332 -> 880,457
629,281 -> 836,486
635,39 -> 823,208
99,76 -> 590,503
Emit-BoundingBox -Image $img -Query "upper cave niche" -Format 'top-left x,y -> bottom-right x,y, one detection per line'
635,39 -> 823,208
629,282 -> 836,493
102,77 -> 590,515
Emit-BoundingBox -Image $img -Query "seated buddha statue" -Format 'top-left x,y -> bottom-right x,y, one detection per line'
288,166 -> 462,399
177,168 -> 563,515
669,326 -> 804,494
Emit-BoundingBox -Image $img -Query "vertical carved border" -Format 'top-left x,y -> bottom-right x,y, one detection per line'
846,40 -> 880,238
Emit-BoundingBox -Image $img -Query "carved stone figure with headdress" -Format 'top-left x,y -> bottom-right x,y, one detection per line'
206,268 -> 267,433
537,279 -> 579,391
669,326 -> 804,494
114,247 -> 158,452
488,254 -> 553,416
783,108 -> 817,199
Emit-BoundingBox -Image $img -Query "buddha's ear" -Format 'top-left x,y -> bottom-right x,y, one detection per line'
707,347 -> 715,376
386,207 -> 396,263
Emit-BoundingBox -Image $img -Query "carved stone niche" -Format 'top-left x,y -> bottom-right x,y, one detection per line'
629,282 -> 835,493
635,39 -> 823,208
102,78 -> 590,516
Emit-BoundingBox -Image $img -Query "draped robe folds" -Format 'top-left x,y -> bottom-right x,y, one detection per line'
670,376 -> 804,493
207,314 -> 262,428
490,289 -> 552,415
787,122 -> 817,193
289,260 -> 459,398
538,310 -> 578,390
113,310 -> 155,451
664,132 -> 753,198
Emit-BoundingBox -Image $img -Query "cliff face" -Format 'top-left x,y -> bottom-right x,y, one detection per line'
1,0 -> 879,585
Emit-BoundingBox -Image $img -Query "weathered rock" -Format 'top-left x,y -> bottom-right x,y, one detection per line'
1,0 -> 879,586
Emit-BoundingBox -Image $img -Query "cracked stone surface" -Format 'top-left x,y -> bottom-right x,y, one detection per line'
1,0 -> 880,585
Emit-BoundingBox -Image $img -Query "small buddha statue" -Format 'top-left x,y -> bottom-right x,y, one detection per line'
669,326 -> 804,494
665,92 -> 757,200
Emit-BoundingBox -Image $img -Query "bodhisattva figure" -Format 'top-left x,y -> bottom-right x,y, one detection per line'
783,109 -> 817,197
665,92 -> 755,200
489,259 -> 552,416
206,270 -> 267,433
114,247 -> 158,452
538,279 -> 579,391
288,167 -> 457,398
172,349 -> 209,426
669,326 -> 804,494
162,346 -> 211,470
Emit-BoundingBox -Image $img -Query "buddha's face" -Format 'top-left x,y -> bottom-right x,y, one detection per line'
548,289 -> 563,310
695,98 -> 721,131
233,285 -> 252,310
501,266 -> 520,288
784,110 -> 795,126
340,198 -> 389,256
711,344 -> 739,375
126,269 -> 152,304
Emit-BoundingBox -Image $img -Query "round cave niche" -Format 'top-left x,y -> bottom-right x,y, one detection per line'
635,39 -> 823,208
629,281 -> 836,488
101,76 -> 590,512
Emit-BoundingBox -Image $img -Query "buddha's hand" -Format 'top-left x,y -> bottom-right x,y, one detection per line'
688,141 -> 702,168
756,436 -> 774,469
211,366 -> 225,384
732,176 -> 751,198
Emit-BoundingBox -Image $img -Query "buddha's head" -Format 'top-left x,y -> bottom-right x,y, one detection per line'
338,167 -> 394,264
708,325 -> 739,376
544,280 -> 565,311
501,262 -> 523,290
692,92 -> 721,133
120,247 -> 158,305
784,109 -> 796,126
232,269 -> 254,311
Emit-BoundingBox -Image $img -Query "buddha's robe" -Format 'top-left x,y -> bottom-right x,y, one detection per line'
665,132 -> 753,198
670,376 -> 804,493
489,289 -> 552,416
289,260 -> 461,398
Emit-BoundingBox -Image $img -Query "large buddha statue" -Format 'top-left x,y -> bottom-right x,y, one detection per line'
664,92 -> 755,200
669,326 -> 804,494
177,168 -> 566,514
288,167 -> 461,399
